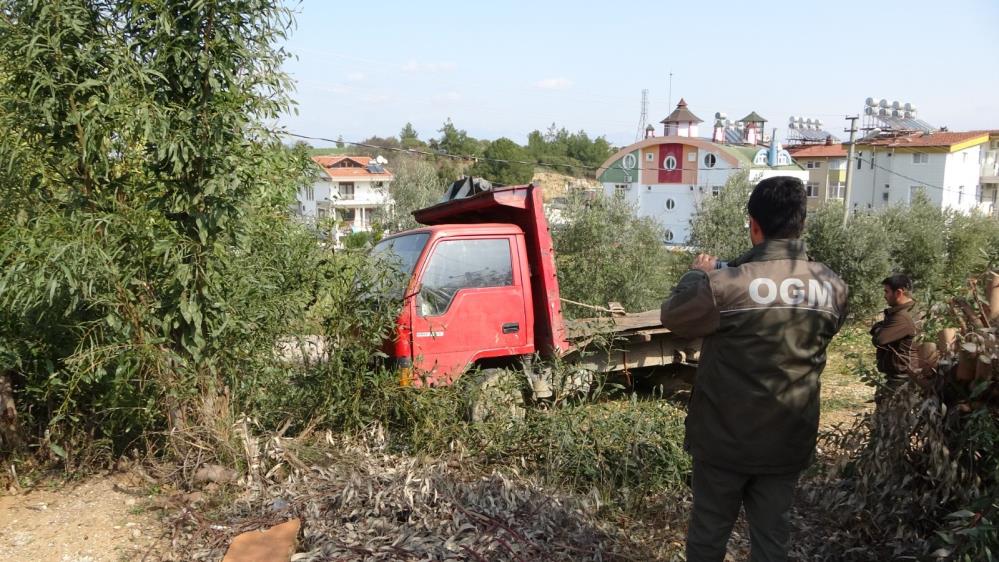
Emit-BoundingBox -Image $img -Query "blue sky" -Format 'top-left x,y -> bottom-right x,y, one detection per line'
279,0 -> 999,148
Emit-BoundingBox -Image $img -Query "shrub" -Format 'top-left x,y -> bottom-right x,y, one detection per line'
552,193 -> 687,317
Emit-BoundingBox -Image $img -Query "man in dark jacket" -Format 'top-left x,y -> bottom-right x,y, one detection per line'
661,176 -> 848,562
870,274 -> 919,401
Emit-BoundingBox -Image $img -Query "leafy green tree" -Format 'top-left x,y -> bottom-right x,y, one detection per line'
0,0 -> 310,454
552,194 -> 687,317
687,171 -> 753,259
805,202 -> 892,315
399,122 -> 423,149
468,138 -> 534,186
375,156 -> 444,231
436,118 -> 480,157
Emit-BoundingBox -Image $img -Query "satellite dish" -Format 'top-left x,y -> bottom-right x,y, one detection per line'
375,155 -> 388,164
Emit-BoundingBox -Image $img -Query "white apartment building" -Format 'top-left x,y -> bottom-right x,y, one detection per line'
850,131 -> 994,215
295,155 -> 394,235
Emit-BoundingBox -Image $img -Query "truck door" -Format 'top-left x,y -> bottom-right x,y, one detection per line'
410,236 -> 531,384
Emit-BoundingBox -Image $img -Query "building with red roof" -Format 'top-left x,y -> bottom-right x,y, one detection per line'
296,155 -> 395,238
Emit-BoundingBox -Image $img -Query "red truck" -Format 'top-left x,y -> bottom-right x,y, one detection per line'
371,179 -> 700,409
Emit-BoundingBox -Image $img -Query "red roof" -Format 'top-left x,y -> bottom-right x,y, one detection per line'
861,131 -> 988,148
787,144 -> 847,158
311,156 -> 394,179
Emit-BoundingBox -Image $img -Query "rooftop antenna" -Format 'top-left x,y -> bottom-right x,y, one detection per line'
666,71 -> 673,111
635,88 -> 649,142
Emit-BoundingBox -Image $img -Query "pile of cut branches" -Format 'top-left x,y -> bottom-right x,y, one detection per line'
795,271 -> 998,561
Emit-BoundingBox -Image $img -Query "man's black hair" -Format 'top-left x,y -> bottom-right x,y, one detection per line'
747,176 -> 807,239
882,274 -> 913,293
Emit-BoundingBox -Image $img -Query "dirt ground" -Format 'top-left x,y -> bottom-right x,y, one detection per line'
0,473 -> 166,562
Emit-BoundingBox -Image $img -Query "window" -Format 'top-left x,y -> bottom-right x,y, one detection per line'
338,182 -> 355,199
976,184 -> 982,203
704,154 -> 717,168
305,186 -> 315,201
623,153 -> 638,170
614,184 -> 629,197
711,185 -> 721,197
883,191 -> 889,202
665,198 -> 676,210
372,181 -> 385,189
909,186 -> 926,203
963,152 -> 968,164
317,208 -> 327,219
991,140 -> 999,150
645,152 -> 654,161
417,239 -> 513,316
340,207 -> 356,222
688,152 -> 696,162
830,182 -> 845,199
664,229 -> 674,243
958,185 -> 964,204
664,156 -> 677,171
829,159 -> 846,170
913,153 -> 929,164
857,152 -> 864,170
806,182 -> 819,198
806,160 -> 821,169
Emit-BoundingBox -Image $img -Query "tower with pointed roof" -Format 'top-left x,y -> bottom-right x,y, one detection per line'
738,111 -> 767,145
660,98 -> 703,138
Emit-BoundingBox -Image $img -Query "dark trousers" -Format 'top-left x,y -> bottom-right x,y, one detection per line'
686,459 -> 799,562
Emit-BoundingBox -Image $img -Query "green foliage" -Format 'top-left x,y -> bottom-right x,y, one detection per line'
688,178 -> 999,317
380,156 -> 445,231
0,0 -> 310,459
804,202 -> 892,316
399,122 -> 423,149
552,194 -> 688,317
525,124 -> 613,176
687,171 -> 753,259
435,117 -> 482,157
468,137 -> 534,186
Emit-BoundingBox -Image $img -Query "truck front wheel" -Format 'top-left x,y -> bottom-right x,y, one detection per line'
465,368 -> 527,423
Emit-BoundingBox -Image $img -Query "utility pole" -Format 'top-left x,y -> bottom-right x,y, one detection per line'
842,115 -> 859,226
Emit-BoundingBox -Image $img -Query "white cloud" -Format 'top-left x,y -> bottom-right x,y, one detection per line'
402,60 -> 457,73
346,71 -> 366,82
535,77 -> 573,90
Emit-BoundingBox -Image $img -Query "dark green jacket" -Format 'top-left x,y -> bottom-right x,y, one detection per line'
661,239 -> 848,473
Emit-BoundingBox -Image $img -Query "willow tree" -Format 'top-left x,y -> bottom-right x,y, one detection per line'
0,0 -> 306,457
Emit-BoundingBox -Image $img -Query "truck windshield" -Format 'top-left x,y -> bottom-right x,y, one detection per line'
371,232 -> 429,276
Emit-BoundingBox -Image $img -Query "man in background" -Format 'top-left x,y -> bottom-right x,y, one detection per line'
870,274 -> 920,403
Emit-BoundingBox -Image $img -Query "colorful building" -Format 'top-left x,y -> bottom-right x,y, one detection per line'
787,140 -> 848,210
597,99 -> 807,244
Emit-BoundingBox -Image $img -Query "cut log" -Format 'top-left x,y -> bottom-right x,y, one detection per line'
988,272 -> 999,322
956,344 -> 978,382
938,329 -> 958,355
222,518 -> 300,562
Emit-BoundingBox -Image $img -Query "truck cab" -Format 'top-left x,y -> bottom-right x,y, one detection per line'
373,181 -> 568,385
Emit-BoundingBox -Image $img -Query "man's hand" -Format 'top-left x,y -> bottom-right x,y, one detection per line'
690,253 -> 717,273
